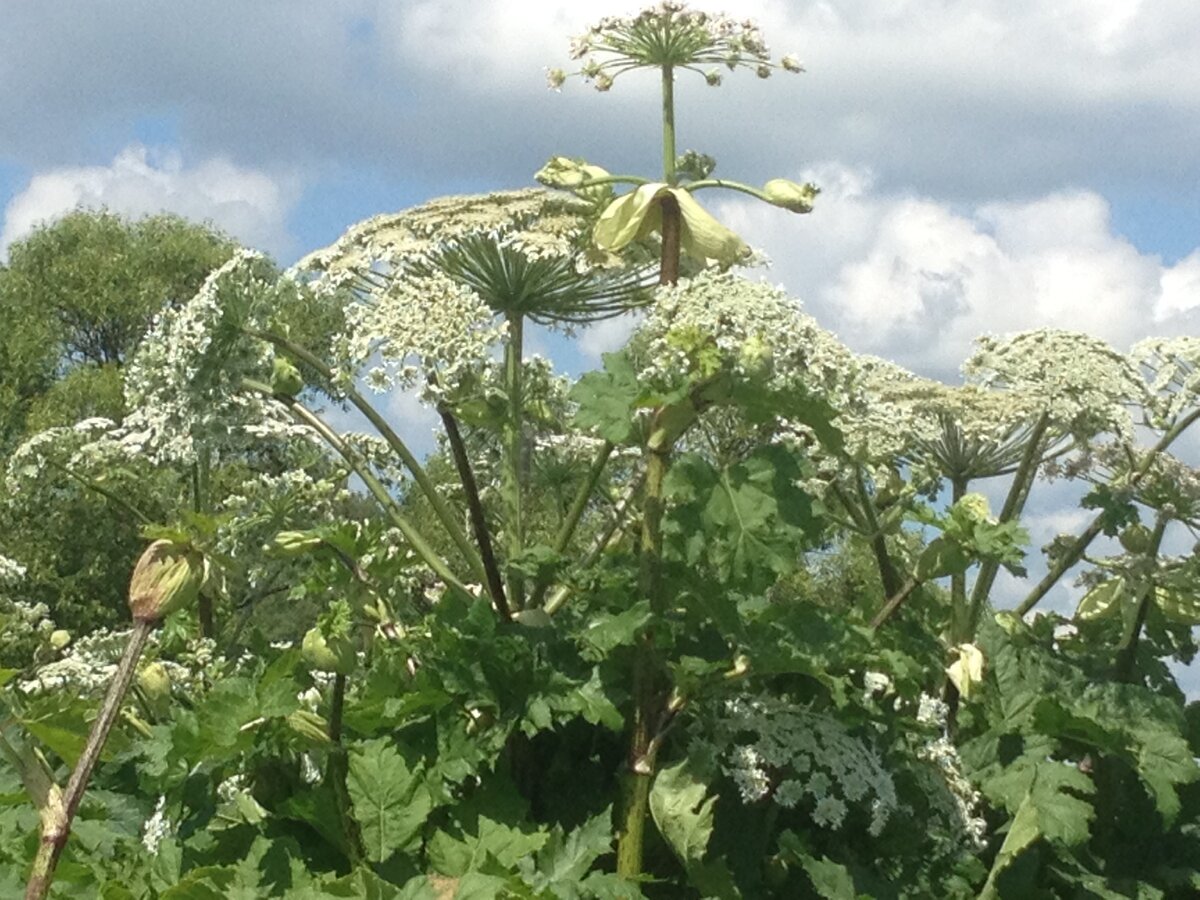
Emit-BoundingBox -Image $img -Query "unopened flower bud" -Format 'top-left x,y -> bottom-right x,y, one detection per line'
287,709 -> 332,745
704,69 -> 723,86
137,661 -> 172,705
128,540 -> 204,624
271,357 -> 304,398
273,531 -> 323,556
534,157 -> 613,202
301,626 -> 357,676
780,55 -> 804,73
763,178 -> 819,214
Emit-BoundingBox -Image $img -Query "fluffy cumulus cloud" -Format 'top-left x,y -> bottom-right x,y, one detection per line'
0,145 -> 300,257
718,164 -> 1200,379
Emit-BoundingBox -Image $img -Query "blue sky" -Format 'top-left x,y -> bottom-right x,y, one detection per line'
2,1 -> 1200,670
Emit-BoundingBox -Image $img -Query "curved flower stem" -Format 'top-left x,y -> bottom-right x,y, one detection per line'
1016,406 -> 1200,617
543,470 -> 645,615
25,621 -> 152,900
249,329 -> 489,590
242,380 -> 469,596
967,414 -> 1050,632
503,313 -> 527,609
45,459 -> 154,526
438,405 -> 511,620
529,441 -> 614,609
685,178 -> 771,202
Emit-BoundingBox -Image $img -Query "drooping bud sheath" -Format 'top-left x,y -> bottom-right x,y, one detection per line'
762,178 -> 819,214
127,540 -> 204,624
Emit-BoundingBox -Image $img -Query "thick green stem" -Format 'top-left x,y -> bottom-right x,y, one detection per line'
503,313 -> 527,608
329,673 -> 346,744
948,477 -> 970,644
251,330 -> 488,588
1015,408 -> 1200,617
617,445 -> 671,879
244,380 -> 468,595
662,65 -> 676,185
968,415 -> 1050,632
1114,515 -> 1169,683
26,620 -> 152,900
439,406 -> 511,620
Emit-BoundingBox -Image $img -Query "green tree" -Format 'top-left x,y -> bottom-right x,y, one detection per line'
0,210 -> 235,449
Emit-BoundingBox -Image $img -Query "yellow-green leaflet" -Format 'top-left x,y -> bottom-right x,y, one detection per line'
593,184 -> 749,266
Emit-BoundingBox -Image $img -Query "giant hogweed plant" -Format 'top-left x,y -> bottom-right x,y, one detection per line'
2,3 -> 1200,896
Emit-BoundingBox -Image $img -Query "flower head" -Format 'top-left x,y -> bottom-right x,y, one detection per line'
554,3 -> 803,91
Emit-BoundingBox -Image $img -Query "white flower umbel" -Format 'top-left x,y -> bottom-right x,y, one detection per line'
1130,336 -> 1200,430
297,189 -> 652,400
715,695 -> 898,835
558,4 -> 802,92
0,554 -> 26,586
964,330 -> 1143,443
141,795 -> 173,855
636,270 -> 858,403
123,250 -> 306,464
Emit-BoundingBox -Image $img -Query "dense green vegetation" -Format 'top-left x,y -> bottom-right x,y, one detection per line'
2,6 -> 1199,898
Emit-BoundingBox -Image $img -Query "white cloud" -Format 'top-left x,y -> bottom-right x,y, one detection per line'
0,144 -> 300,257
721,163 -> 1200,378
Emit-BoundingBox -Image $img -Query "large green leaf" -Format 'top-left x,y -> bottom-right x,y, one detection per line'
570,351 -> 640,444
520,808 -> 614,892
980,764 -> 1094,898
664,445 -> 821,588
347,739 -> 433,863
649,759 -> 715,865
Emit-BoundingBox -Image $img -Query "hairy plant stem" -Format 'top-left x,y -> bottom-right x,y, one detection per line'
250,329 -> 489,589
869,575 -> 922,630
243,380 -> 468,596
967,414 -> 1050,633
529,441 -> 614,609
25,621 -> 152,900
1016,406 -> 1200,617
853,468 -> 903,597
1114,515 -> 1169,683
617,69 -> 684,876
439,405 -> 511,620
503,313 -> 527,608
617,444 -> 670,879
948,477 -> 970,644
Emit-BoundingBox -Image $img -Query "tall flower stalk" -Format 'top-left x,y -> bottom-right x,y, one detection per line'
546,1 -> 814,878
